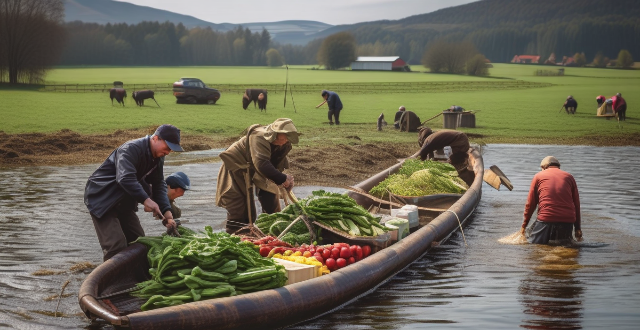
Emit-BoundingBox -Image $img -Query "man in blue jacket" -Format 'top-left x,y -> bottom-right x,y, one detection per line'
316,90 -> 343,125
84,124 -> 184,261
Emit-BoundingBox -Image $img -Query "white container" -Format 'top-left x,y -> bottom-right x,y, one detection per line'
385,218 -> 409,240
399,204 -> 419,228
385,224 -> 399,242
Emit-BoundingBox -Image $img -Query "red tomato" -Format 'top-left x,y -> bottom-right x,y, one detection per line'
336,258 -> 347,269
334,243 -> 349,249
331,248 -> 340,259
303,251 -> 312,258
325,258 -> 337,271
316,247 -> 324,255
322,249 -> 331,259
339,247 -> 351,259
362,245 -> 371,258
349,245 -> 357,257
355,246 -> 363,261
348,256 -> 356,265
314,256 -> 324,264
273,247 -> 285,255
308,248 -> 316,254
259,246 -> 271,257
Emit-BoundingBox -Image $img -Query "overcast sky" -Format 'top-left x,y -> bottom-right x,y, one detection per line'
114,0 -> 480,25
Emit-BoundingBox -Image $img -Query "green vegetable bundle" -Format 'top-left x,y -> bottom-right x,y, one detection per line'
370,159 -> 468,199
131,227 -> 287,311
288,190 -> 388,237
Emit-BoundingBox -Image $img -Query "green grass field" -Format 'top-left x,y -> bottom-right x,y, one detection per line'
1,64 -> 638,147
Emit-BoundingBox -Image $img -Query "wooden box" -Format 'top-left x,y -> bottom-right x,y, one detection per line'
273,258 -> 319,285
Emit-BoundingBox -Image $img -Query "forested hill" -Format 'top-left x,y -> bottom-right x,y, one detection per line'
399,0 -> 640,26
64,0 -> 332,38
314,0 -> 640,63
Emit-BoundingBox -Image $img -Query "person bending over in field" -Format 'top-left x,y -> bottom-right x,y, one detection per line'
316,90 -> 343,125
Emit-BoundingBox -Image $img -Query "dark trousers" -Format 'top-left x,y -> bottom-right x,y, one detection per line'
328,109 -> 341,125
225,188 -> 280,234
617,104 -> 627,121
91,207 -> 145,261
525,220 -> 574,245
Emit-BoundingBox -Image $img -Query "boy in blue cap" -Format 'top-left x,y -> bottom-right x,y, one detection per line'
165,172 -> 190,219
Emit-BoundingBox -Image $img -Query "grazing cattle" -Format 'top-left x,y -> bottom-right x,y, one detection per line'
242,89 -> 268,111
109,88 -> 127,106
132,90 -> 160,107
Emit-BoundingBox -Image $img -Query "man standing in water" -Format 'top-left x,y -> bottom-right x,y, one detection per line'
84,124 -> 184,261
521,156 -> 583,244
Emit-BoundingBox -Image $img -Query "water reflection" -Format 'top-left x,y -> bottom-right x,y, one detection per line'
519,246 -> 583,329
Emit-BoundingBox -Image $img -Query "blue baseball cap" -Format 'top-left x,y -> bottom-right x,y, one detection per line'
154,124 -> 184,152
166,172 -> 190,190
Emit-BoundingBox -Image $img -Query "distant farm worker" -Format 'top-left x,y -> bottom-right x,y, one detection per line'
398,108 -> 422,132
596,95 -> 606,108
84,124 -> 184,261
216,118 -> 299,234
163,172 -> 191,219
416,127 -> 474,186
316,90 -> 343,125
563,95 -> 578,114
611,92 -> 627,121
520,156 -> 582,245
394,106 -> 406,129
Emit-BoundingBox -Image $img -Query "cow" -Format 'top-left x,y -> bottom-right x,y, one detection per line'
109,88 -> 127,106
132,90 -> 160,107
242,88 -> 268,111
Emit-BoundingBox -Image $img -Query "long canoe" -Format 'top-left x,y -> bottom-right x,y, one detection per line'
78,149 -> 483,329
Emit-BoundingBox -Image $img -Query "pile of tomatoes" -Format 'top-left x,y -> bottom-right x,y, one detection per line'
256,241 -> 372,271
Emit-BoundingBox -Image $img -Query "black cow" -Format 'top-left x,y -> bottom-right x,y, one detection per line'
132,90 -> 160,107
242,89 -> 267,111
109,88 -> 127,106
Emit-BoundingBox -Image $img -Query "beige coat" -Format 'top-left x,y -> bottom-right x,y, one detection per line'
215,125 -> 291,224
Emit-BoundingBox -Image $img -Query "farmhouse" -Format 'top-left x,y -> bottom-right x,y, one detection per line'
351,56 -> 408,71
511,55 -> 541,64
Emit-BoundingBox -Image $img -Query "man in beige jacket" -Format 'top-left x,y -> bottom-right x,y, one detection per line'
216,118 -> 299,233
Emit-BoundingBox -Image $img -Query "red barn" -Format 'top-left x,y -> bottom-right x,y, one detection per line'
511,55 -> 541,64
351,56 -> 408,71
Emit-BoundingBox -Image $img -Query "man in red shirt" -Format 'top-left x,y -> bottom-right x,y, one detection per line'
520,156 -> 583,244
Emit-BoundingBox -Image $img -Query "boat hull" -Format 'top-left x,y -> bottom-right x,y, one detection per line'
79,149 -> 483,329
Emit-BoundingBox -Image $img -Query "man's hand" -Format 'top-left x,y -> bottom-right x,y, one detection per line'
575,229 -> 583,242
519,227 -> 526,236
282,174 -> 294,190
143,198 -> 162,218
161,211 -> 180,237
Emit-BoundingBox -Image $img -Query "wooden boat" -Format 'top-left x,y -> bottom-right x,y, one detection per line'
78,149 -> 483,329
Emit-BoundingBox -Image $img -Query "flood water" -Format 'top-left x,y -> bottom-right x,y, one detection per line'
1,144 -> 639,329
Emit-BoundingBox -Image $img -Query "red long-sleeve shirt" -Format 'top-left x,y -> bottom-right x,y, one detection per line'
523,167 -> 581,230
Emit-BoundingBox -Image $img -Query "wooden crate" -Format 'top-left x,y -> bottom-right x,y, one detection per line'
273,258 -> 319,285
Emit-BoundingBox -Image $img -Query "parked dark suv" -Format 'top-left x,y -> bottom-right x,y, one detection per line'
172,78 -> 221,104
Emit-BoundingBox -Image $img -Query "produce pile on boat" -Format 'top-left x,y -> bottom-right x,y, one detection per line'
370,159 -> 468,199
245,236 -> 372,272
255,190 -> 389,242
131,227 -> 287,310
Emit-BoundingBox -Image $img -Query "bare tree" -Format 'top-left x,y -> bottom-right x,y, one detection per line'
0,0 -> 65,84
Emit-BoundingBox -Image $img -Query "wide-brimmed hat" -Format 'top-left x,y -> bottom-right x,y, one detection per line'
264,118 -> 299,144
540,156 -> 560,168
154,124 -> 184,152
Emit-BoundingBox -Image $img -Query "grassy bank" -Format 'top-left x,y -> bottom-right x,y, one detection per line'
1,64 -> 638,147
